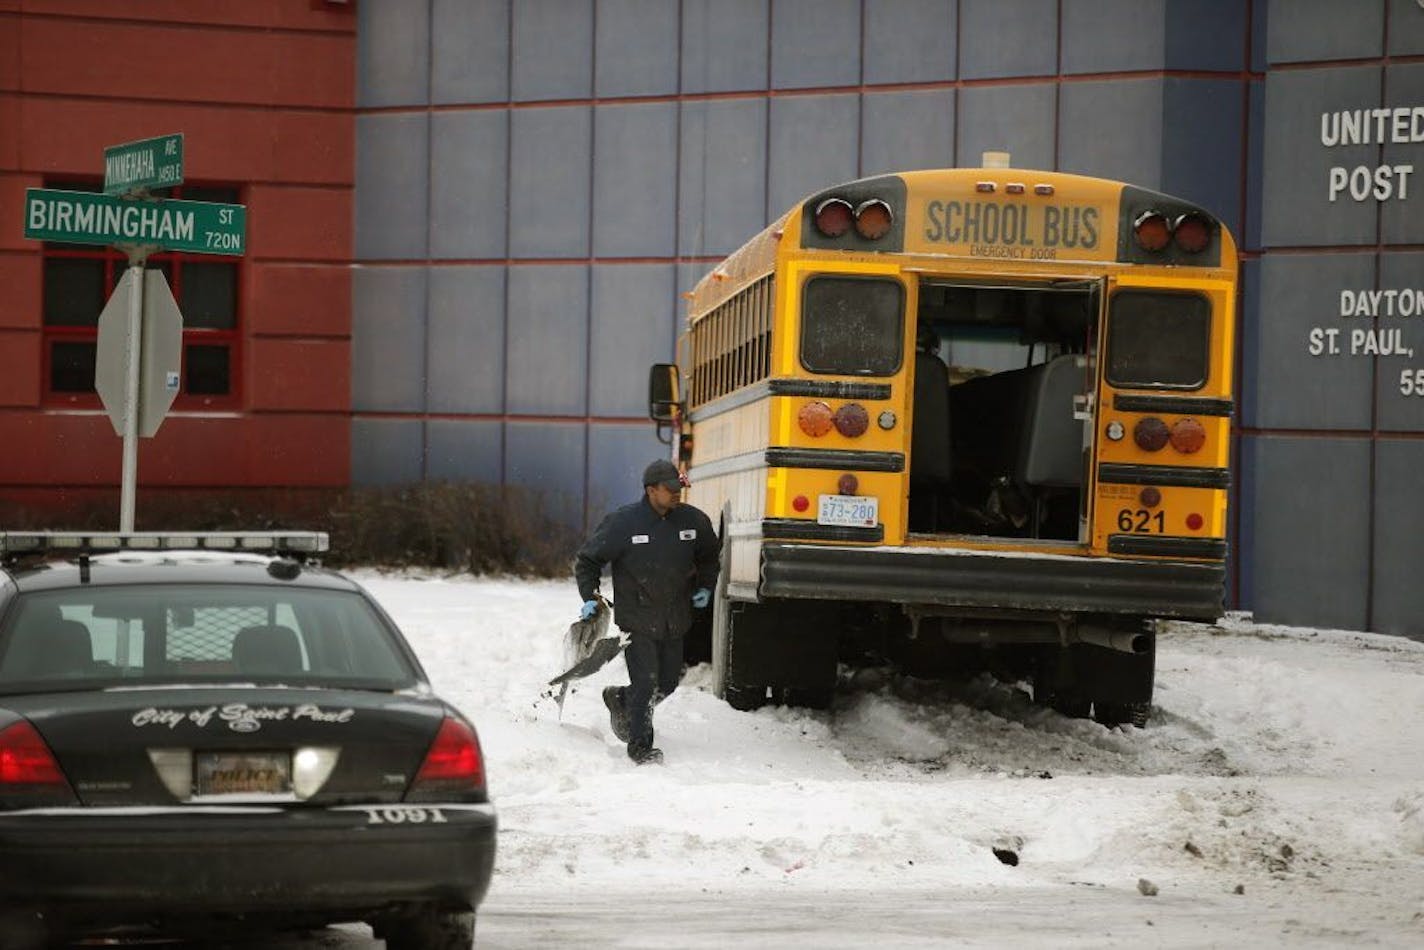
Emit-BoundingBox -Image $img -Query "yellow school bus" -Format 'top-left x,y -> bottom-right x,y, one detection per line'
649,167 -> 1236,727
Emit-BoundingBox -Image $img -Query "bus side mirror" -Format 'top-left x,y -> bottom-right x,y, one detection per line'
648,363 -> 682,423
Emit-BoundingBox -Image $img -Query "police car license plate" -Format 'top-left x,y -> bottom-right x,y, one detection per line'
817,494 -> 877,528
195,751 -> 291,795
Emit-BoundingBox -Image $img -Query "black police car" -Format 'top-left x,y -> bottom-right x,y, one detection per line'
0,532 -> 495,949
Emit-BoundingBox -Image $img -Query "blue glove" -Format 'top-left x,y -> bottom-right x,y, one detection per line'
579,599 -> 599,620
691,588 -> 711,609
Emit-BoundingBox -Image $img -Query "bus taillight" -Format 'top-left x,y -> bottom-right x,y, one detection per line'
1133,417 -> 1169,451
833,403 -> 869,437
814,198 -> 854,237
1169,418 -> 1206,453
1132,211 -> 1171,252
837,473 -> 859,495
1172,212 -> 1212,253
854,200 -> 893,239
799,401 -> 834,437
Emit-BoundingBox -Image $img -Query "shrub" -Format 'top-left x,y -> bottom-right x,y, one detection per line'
0,482 -> 579,578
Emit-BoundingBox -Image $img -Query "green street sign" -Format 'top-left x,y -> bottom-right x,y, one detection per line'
104,133 -> 184,194
24,188 -> 245,256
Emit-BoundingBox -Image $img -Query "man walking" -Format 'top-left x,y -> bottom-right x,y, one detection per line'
575,459 -> 719,764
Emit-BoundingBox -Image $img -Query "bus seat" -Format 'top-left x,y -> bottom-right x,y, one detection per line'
233,624 -> 303,675
1016,354 -> 1086,488
949,365 -> 1031,483
909,350 -> 954,531
911,350 -> 953,483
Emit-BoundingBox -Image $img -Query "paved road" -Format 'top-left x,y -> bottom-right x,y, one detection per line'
72,876 -> 1419,949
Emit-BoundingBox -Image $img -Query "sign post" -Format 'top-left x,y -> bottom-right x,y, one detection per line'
20,134 -> 246,531
119,263 -> 144,531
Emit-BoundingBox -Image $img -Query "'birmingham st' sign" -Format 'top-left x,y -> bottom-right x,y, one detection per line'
24,188 -> 245,256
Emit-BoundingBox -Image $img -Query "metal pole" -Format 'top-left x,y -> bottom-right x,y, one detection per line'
119,259 -> 145,532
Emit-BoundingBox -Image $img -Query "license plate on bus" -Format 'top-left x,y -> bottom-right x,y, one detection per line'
817,494 -> 878,528
195,751 -> 291,795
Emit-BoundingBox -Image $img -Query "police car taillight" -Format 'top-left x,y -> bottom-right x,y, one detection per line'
0,721 -> 76,805
406,717 -> 486,802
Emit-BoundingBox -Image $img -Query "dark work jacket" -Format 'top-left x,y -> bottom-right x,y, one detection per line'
574,496 -> 719,639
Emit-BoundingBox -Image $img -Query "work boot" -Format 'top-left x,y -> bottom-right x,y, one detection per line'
628,745 -> 664,765
602,686 -> 630,742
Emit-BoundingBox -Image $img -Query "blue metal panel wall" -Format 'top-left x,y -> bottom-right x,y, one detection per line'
427,268 -> 506,415
346,0 -> 1424,639
351,268 -> 427,413
430,111 -> 508,259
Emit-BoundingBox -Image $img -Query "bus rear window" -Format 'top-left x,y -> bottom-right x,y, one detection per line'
800,276 -> 904,376
1106,290 -> 1210,389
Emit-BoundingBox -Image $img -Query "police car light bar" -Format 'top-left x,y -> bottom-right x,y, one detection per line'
0,531 -> 330,556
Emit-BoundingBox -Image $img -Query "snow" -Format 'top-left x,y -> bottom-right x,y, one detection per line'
343,572 -> 1424,948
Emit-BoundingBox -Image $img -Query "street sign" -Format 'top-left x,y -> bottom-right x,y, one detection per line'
18,133 -> 247,530
95,269 -> 183,438
24,188 -> 245,256
104,133 -> 184,194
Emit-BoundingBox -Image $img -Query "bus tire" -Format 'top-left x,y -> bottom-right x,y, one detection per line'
710,510 -> 756,706
1032,647 -> 1091,719
1093,701 -> 1150,729
725,682 -> 767,711
717,603 -> 770,712
778,686 -> 834,710
1036,686 -> 1091,720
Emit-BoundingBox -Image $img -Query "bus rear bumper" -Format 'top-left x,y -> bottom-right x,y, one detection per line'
758,542 -> 1224,621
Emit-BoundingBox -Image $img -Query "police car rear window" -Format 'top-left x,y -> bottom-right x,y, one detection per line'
0,585 -> 418,690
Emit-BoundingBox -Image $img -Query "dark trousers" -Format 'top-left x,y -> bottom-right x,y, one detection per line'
621,632 -> 684,752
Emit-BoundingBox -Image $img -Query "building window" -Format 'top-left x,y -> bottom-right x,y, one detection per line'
40,181 -> 241,409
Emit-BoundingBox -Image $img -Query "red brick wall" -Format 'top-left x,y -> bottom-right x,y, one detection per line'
0,1 -> 355,504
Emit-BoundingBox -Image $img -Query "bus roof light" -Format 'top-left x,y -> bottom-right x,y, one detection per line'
975,181 -> 996,193
1034,183 -> 1055,195
1132,211 -> 1171,252
853,199 -> 893,240
813,198 -> 853,238
1172,212 -> 1212,253
1005,183 -> 1025,194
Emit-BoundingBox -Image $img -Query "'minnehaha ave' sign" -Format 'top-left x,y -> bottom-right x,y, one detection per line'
103,133 -> 184,194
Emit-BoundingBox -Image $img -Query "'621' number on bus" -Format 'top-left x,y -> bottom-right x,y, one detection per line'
1116,508 -> 1165,533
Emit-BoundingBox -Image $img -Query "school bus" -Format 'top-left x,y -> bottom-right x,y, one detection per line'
649,166 -> 1236,727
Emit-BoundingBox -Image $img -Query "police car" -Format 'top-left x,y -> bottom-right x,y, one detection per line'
0,532 -> 494,949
